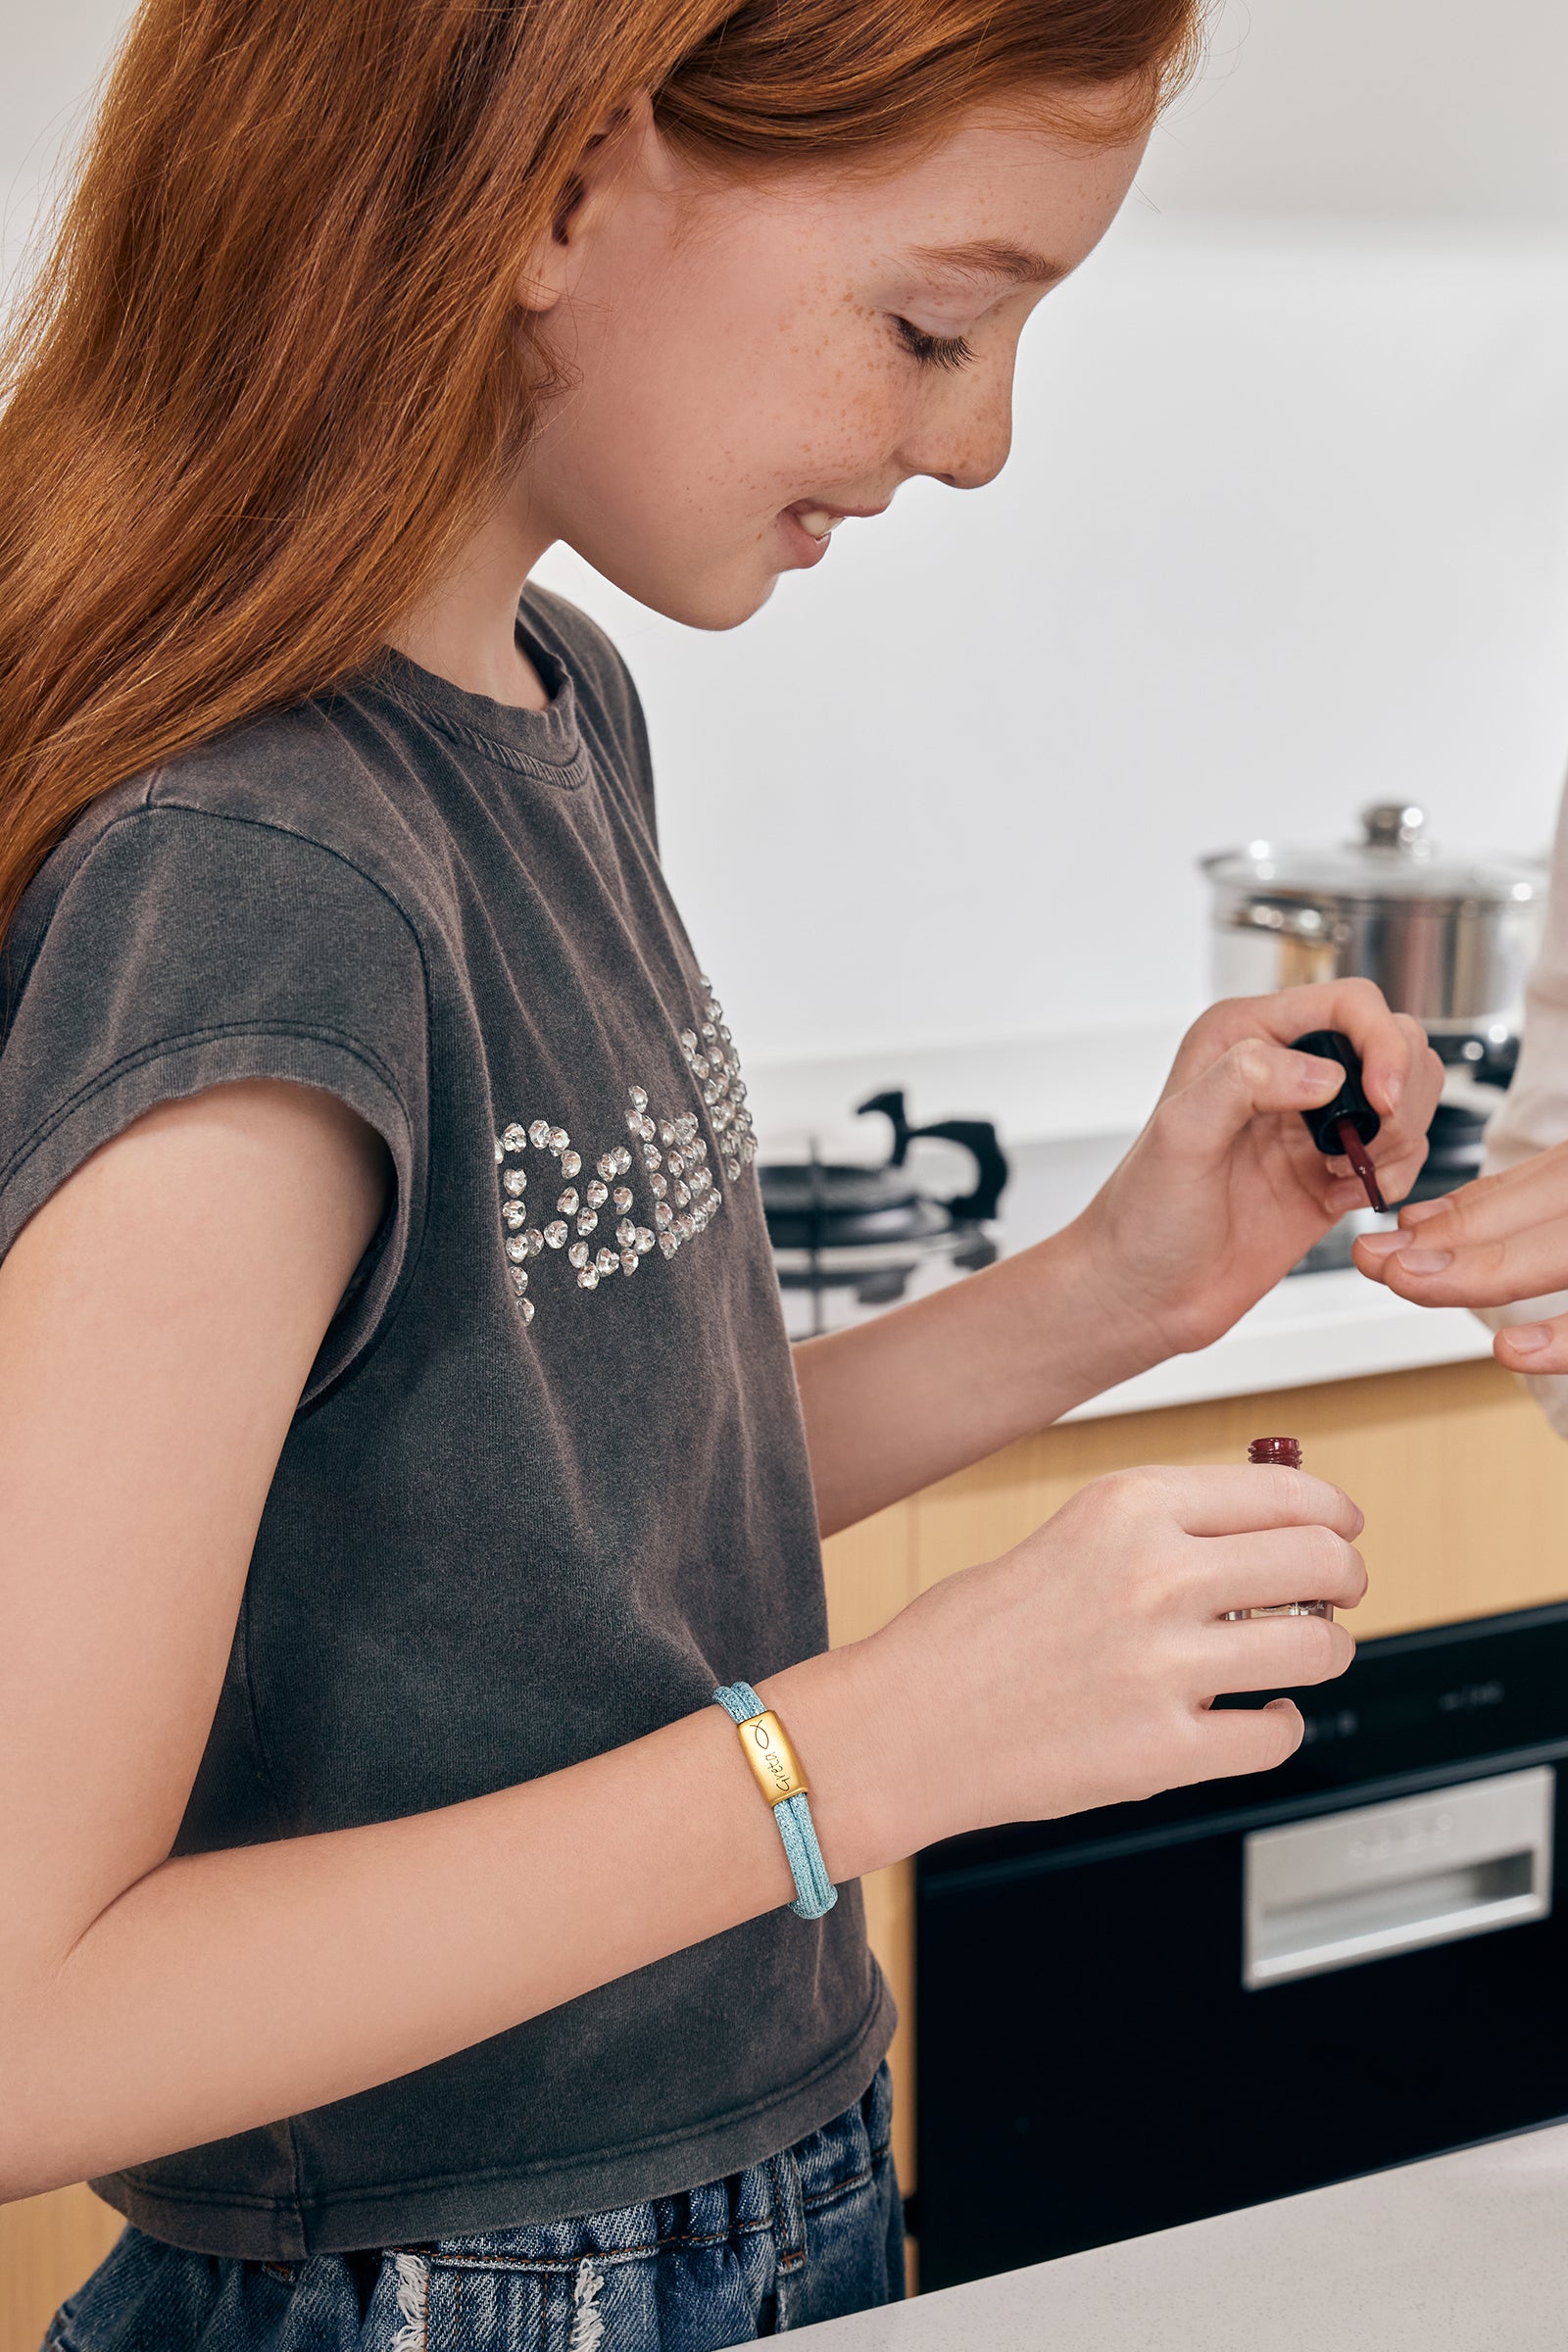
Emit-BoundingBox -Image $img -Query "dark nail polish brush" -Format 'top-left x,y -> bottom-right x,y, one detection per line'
1289,1028 -> 1386,1213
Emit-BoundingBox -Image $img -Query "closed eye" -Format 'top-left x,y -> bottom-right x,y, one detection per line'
892,317 -> 976,372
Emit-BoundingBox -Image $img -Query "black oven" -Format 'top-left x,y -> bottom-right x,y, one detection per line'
914,1601 -> 1568,2291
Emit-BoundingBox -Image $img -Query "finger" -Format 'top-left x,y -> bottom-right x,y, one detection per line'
1386,1145 -> 1568,1249
1191,1696 -> 1304,1781
1160,1036 -> 1363,1161
1494,1312 -> 1568,1375
1359,1216 -> 1568,1309
1201,1609 -> 1356,1693
1139,1463 -> 1364,1543
1196,1527 -> 1367,1615
1251,981 -> 1439,1124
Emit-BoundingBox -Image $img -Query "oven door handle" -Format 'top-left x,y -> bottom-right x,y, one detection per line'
1243,1764 -> 1555,1989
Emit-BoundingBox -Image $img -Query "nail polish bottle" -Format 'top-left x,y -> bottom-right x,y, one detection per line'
1289,1029 -> 1387,1213
1225,1437 -> 1335,1621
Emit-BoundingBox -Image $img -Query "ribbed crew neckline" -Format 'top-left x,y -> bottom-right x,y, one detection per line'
372,619 -> 585,779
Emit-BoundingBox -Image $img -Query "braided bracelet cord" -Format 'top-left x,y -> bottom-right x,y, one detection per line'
711,1681 -> 838,1921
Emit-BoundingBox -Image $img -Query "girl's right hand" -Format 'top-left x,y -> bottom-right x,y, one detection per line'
861,1462 -> 1364,1851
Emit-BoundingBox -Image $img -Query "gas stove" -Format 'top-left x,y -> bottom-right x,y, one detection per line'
760,1078 -> 1504,1338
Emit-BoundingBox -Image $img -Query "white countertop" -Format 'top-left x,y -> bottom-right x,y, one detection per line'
794,2122 -> 1568,2349
1064,1262 -> 1495,1421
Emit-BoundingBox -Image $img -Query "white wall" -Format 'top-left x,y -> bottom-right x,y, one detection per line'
10,2 -> 1568,1133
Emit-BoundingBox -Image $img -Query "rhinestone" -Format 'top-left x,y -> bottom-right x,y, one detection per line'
659,1232 -> 679,1259
525,1228 -> 545,1254
597,1153 -> 616,1181
568,1241 -> 589,1269
675,1212 -> 696,1240
628,1084 -> 649,1112
519,1296 -> 535,1324
503,1123 -> 528,1152
595,1248 -> 617,1275
658,1121 -> 675,1146
620,1250 -> 639,1275
635,1115 -> 657,1142
545,1220 -> 568,1248
692,1207 -> 708,1232
651,1173 -> 667,1200
625,1110 -> 643,1135
642,1141 -> 662,1168
586,1179 -> 609,1207
675,1113 -> 698,1143
612,1186 -> 633,1213
557,1188 -> 580,1215
709,1191 -> 722,1214
550,1127 -> 569,1153
655,1201 -> 674,1230
702,1021 -> 717,1043
506,1235 -> 529,1262
680,1029 -> 699,1054
612,1147 -> 631,1174
616,1218 -> 637,1248
529,1120 -> 552,1148
673,1180 -> 691,1208
667,1154 -> 683,1178
693,1055 -> 710,1081
703,1084 -> 718,1105
504,1168 -> 528,1196
633,1226 -> 655,1252
510,1264 -> 529,1294
718,1023 -> 731,1043
495,1139 -> 506,1164
576,1210 -> 598,1236
561,1149 -> 582,1178
577,1266 -> 600,1290
693,1139 -> 709,1159
724,1159 -> 741,1182
713,1104 -> 732,1131
504,1201 -> 528,1229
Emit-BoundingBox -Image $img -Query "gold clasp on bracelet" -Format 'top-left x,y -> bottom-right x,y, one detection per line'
735,1709 -> 809,1807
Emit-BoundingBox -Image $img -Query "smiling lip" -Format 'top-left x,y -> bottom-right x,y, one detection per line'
779,499 -> 890,565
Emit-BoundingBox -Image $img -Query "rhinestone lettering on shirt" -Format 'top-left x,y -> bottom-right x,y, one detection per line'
493,979 -> 759,1325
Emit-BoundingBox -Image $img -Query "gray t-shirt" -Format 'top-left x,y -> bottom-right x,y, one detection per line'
0,588 -> 892,2258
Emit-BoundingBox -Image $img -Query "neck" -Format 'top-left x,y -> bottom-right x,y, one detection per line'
389,474 -> 555,710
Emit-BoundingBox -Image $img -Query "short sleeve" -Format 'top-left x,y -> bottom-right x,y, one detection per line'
0,803 -> 428,1401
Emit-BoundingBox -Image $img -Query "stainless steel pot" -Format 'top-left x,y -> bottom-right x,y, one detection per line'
1200,803 -> 1547,1042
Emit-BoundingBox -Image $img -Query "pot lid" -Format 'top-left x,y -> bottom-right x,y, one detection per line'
1201,803 -> 1546,905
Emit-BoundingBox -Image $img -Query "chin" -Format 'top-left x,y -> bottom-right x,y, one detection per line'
591,548 -> 783,633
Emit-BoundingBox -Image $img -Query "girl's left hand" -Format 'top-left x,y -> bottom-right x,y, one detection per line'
1072,980 -> 1444,1364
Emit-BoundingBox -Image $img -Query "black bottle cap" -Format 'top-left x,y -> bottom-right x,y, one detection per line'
1289,1029 -> 1382,1155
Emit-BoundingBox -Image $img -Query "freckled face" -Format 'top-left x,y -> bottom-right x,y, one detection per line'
521,101 -> 1148,629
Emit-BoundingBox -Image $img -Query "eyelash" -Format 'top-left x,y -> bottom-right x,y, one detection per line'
893,318 -> 976,372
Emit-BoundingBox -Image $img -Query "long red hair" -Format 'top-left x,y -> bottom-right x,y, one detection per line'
0,0 -> 1201,936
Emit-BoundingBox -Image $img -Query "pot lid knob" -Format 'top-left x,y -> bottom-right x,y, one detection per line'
1361,801 -> 1427,852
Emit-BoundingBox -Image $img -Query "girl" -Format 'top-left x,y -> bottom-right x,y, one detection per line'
0,2 -> 1441,2345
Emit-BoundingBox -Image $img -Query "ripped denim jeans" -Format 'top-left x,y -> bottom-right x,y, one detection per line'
44,2064 -> 903,2351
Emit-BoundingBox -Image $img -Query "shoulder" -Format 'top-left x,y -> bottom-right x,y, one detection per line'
5,703 -> 426,1016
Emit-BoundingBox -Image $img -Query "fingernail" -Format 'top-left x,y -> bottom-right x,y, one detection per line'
1354,1230 -> 1404,1258
1507,1324 -> 1553,1353
1384,1068 -> 1403,1109
1397,1198 -> 1445,1225
1396,1248 -> 1452,1273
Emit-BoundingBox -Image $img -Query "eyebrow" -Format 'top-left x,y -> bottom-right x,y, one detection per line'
906,238 -> 1068,290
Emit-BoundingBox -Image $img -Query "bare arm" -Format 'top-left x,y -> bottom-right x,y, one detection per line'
1,1079 -> 1366,2200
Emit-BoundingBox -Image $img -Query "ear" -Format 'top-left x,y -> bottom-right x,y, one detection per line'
515,92 -> 654,316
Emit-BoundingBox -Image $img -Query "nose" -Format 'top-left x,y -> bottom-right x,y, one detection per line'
897,373 -> 1014,494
